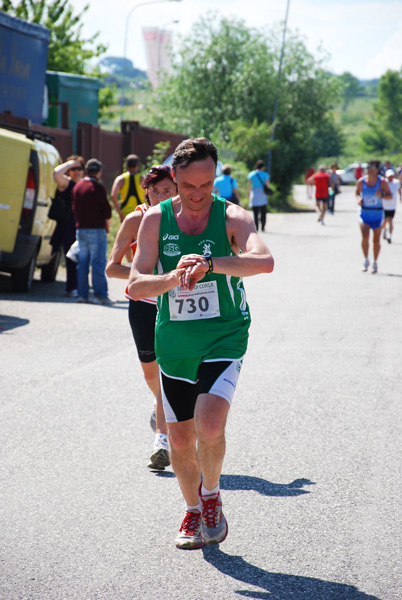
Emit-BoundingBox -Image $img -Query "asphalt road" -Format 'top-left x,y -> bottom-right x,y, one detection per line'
1,185 -> 401,600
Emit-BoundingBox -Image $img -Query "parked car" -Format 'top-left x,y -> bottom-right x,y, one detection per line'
0,125 -> 61,292
336,162 -> 367,185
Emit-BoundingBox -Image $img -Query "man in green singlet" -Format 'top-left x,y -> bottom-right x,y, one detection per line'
128,138 -> 274,550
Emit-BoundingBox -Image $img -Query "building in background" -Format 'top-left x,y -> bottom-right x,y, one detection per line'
142,27 -> 174,89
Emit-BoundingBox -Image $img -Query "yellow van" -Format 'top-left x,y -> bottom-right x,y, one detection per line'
0,126 -> 61,292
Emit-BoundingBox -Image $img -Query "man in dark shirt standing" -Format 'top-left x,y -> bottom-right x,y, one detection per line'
72,158 -> 113,304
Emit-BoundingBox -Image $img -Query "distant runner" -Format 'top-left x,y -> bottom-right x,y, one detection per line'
307,165 -> 334,225
382,169 -> 401,244
356,160 -> 392,273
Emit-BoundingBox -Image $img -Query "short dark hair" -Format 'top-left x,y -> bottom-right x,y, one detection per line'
141,165 -> 176,204
172,138 -> 218,172
126,154 -> 140,169
222,164 -> 232,175
85,158 -> 102,174
256,160 -> 265,170
368,159 -> 381,170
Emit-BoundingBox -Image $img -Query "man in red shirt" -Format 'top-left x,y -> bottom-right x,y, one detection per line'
307,165 -> 334,225
72,158 -> 113,304
355,162 -> 364,181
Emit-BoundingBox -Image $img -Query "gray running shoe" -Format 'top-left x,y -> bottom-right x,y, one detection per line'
175,510 -> 203,550
148,435 -> 170,471
148,447 -> 170,470
150,404 -> 156,433
199,483 -> 228,545
362,257 -> 370,272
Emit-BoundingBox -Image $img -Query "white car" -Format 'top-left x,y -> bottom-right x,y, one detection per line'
336,162 -> 367,185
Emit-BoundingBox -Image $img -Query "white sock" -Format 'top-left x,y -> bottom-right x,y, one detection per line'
186,503 -> 201,513
154,433 -> 168,449
201,483 -> 219,497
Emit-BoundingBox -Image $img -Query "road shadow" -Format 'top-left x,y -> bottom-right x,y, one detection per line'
153,470 -> 176,478
0,275 -> 128,308
202,546 -> 380,600
0,315 -> 30,333
220,475 -> 315,497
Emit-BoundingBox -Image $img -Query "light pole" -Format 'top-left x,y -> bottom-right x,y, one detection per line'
121,0 -> 183,119
267,0 -> 291,175
157,19 -> 179,87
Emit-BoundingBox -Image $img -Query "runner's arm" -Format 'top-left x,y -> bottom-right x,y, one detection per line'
356,179 -> 363,205
178,204 -> 274,290
110,176 -> 124,221
127,208 -> 184,300
381,179 -> 392,200
53,159 -> 79,191
106,211 -> 142,279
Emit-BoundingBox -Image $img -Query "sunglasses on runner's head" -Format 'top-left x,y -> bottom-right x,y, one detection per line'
149,165 -> 171,174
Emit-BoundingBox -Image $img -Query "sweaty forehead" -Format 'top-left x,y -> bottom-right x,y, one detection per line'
175,157 -> 216,180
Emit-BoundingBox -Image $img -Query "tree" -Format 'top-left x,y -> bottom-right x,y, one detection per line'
1,0 -> 107,74
149,14 -> 343,199
361,69 -> 402,154
338,72 -> 362,110
151,15 -> 276,139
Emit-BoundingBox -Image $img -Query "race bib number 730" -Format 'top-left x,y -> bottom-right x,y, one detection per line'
168,281 -> 220,321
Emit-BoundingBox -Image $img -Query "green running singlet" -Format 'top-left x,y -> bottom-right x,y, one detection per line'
155,195 -> 250,367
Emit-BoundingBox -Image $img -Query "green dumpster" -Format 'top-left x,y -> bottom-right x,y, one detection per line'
45,71 -> 101,148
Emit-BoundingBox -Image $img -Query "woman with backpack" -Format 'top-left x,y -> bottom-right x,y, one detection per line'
247,159 -> 270,232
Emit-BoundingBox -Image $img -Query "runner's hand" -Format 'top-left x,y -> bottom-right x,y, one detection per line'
178,255 -> 209,291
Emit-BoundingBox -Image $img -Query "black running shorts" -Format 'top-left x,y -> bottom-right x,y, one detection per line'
128,299 -> 157,363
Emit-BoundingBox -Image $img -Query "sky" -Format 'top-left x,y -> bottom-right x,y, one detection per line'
72,0 -> 402,80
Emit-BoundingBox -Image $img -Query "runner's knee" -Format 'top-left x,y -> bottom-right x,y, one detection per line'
168,425 -> 196,453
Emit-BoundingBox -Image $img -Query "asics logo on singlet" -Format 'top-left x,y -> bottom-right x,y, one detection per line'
163,233 -> 179,241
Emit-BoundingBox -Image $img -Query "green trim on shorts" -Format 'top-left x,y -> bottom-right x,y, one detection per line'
159,354 -> 244,382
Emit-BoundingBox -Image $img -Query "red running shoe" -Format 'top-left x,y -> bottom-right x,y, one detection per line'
175,510 -> 203,550
199,483 -> 228,544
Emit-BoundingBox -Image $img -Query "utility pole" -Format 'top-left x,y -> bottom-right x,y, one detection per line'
267,0 -> 291,175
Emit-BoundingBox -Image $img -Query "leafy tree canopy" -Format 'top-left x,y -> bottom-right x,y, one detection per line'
361,69 -> 402,154
150,13 -> 343,197
1,0 -> 107,74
